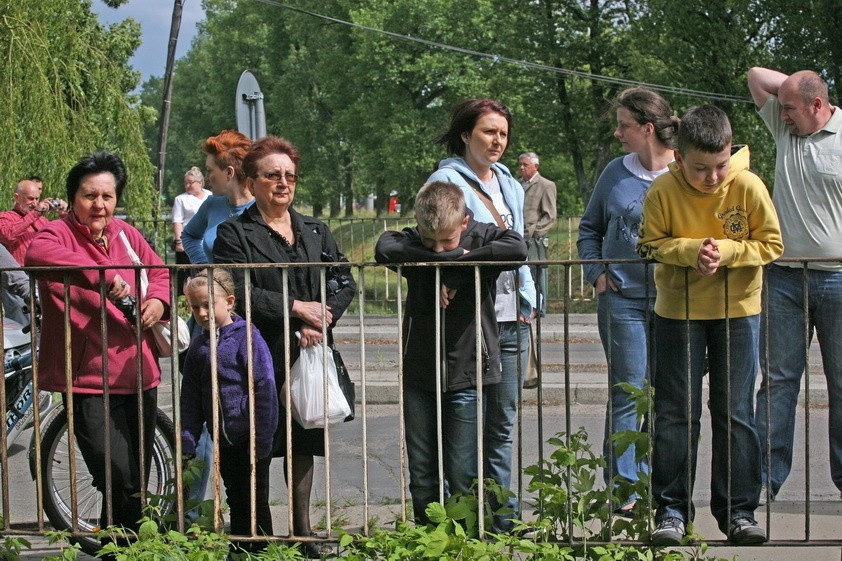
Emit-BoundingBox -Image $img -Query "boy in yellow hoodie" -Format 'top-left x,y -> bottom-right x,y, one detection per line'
638,105 -> 783,546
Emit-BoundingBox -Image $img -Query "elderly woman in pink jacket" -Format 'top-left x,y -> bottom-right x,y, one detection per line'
25,151 -> 171,535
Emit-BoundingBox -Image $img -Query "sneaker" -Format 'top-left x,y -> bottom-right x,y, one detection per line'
728,517 -> 767,545
758,485 -> 775,506
614,500 -> 636,519
651,516 -> 685,546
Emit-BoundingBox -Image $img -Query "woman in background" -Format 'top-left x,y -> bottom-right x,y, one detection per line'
171,166 -> 211,290
214,135 -> 355,558
577,87 -> 678,515
181,130 -> 254,265
426,98 -> 536,533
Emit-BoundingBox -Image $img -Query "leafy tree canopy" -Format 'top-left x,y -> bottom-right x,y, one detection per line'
0,0 -> 156,216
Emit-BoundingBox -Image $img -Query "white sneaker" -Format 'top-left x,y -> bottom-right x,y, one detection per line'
758,485 -> 775,506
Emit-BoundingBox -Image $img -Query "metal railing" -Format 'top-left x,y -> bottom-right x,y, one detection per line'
0,258 -> 838,555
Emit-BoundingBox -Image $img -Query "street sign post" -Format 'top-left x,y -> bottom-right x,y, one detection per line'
235,70 -> 266,140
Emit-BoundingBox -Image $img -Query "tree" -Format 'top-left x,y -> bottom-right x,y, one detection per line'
0,0 -> 156,216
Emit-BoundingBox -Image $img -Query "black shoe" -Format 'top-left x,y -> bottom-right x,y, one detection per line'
614,500 -> 636,519
300,534 -> 333,559
728,517 -> 767,545
650,516 -> 685,546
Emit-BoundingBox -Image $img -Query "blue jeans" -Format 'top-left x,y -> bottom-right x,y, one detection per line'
403,385 -> 481,524
485,321 -> 529,532
597,291 -> 653,496
652,315 -> 761,533
756,265 -> 842,496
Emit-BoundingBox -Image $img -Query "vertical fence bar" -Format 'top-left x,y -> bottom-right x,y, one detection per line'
434,266 -> 445,506
396,265 -> 408,522
208,264 -> 222,533
170,266 -> 186,534
64,275 -> 80,533
0,275 -> 8,530
357,267 -> 371,535
474,265 -> 485,537
320,267 -> 333,535
802,264 -> 811,540
282,268 -> 294,537
563,263 -> 573,544
243,271 -> 258,538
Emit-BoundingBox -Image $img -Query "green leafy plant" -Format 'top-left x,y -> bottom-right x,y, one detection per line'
41,530 -> 80,561
338,502 -> 512,560
96,518 -> 231,560
0,536 -> 30,561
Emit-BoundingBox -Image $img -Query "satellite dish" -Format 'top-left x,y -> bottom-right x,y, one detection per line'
235,70 -> 266,140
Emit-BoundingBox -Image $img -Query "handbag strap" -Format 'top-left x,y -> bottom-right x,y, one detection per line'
118,230 -> 149,298
456,171 -> 506,230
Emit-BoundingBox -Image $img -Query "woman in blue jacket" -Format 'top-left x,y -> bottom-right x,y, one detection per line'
426,98 -> 536,533
577,87 -> 677,515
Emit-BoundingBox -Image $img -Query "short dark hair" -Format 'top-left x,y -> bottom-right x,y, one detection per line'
65,151 -> 127,203
243,135 -> 301,178
437,99 -> 512,157
676,105 -> 732,154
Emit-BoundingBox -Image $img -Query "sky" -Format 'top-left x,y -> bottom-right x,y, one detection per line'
91,0 -> 205,84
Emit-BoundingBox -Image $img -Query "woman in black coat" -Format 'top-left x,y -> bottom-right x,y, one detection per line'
214,135 -> 355,557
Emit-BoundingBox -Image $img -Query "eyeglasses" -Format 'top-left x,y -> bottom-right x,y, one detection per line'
257,171 -> 299,185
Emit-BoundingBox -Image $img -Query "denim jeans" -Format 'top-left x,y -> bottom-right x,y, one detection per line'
403,385 -> 481,524
652,315 -> 761,532
756,264 -> 842,496
485,321 -> 529,532
597,291 -> 653,497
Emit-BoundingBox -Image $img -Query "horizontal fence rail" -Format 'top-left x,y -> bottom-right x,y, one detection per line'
0,258 -> 838,557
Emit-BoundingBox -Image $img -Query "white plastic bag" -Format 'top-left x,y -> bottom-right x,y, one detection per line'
283,342 -> 352,429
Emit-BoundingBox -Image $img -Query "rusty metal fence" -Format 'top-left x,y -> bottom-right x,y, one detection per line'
0,259 -> 839,557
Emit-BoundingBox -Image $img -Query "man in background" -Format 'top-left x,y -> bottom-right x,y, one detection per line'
0,177 -> 66,325
519,152 -> 557,315
747,66 -> 842,502
0,177 -> 67,265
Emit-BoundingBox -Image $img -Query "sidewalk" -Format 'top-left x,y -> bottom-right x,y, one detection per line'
332,313 -> 830,407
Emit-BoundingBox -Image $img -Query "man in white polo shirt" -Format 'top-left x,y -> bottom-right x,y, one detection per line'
747,67 -> 842,501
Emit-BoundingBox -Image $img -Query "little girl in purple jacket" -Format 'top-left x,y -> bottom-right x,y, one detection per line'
181,268 -> 278,551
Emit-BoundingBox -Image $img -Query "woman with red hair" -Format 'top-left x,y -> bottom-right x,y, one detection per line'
182,130 -> 254,264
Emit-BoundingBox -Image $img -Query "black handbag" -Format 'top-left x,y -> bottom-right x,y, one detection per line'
331,345 -> 355,422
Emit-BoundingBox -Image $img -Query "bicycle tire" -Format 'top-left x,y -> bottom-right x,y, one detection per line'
38,407 -> 177,556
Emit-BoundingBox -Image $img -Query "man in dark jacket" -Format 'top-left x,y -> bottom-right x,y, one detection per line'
375,181 -> 527,524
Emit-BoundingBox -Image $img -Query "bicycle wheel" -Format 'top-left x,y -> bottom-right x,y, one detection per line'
38,407 -> 177,556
